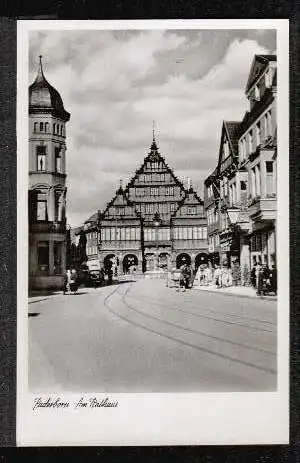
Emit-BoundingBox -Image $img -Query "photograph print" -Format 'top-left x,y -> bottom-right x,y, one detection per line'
27,26 -> 280,394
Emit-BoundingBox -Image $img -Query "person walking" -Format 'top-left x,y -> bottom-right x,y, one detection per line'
250,263 -> 257,288
214,265 -> 222,288
256,263 -> 263,296
63,269 -> 71,294
269,265 -> 277,295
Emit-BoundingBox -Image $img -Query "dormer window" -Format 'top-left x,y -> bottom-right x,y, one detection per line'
187,206 -> 196,215
254,84 -> 260,101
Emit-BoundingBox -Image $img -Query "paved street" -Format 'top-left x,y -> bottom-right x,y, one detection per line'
28,278 -> 277,392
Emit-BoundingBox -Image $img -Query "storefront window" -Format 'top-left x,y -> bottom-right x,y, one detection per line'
38,241 -> 49,274
54,242 -> 62,275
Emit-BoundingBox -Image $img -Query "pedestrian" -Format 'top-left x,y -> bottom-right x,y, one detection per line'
63,269 -> 71,294
214,265 -> 221,288
256,263 -> 263,296
250,263 -> 257,288
269,265 -> 277,295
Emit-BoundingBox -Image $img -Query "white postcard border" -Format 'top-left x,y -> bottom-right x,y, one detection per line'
17,19 -> 289,446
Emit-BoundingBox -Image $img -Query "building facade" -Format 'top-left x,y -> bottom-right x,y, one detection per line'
28,57 -> 70,290
240,55 -> 277,268
204,54 -> 277,272
85,138 -> 208,273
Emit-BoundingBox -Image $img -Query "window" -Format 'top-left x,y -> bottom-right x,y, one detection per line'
40,122 -> 44,132
254,84 -> 260,101
256,121 -> 261,146
267,111 -> 272,137
240,180 -> 247,191
266,161 -> 275,196
255,164 -> 261,196
248,131 -> 253,154
37,191 -> 48,221
38,241 -> 49,273
54,242 -> 62,275
265,68 -> 271,88
34,122 -> 38,133
54,191 -> 61,221
45,122 -> 49,133
53,123 -> 56,134
150,187 -> 159,196
36,146 -> 46,171
187,206 -> 196,215
55,147 -> 62,173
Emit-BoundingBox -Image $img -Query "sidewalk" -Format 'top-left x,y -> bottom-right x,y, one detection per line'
192,284 -> 277,301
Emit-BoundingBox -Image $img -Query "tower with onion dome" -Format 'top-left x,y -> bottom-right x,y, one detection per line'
28,56 -> 70,290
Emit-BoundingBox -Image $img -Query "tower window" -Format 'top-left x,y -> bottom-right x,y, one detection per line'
53,123 -> 56,134
55,147 -> 62,173
37,191 -> 48,221
36,146 -> 46,171
40,122 -> 44,132
34,122 -> 38,133
45,122 -> 49,132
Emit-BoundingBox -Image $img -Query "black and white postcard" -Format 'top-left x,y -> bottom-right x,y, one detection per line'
17,19 -> 289,446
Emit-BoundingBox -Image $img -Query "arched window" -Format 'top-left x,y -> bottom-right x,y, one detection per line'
40,122 -> 44,132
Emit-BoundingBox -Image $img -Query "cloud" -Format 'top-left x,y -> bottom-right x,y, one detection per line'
29,29 -> 275,226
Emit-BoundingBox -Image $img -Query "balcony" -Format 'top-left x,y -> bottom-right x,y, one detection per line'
248,195 -> 277,222
30,221 -> 66,234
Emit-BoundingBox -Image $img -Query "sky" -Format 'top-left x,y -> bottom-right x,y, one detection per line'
29,28 -> 276,226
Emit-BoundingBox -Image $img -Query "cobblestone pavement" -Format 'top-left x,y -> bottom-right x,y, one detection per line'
28,278 -> 277,392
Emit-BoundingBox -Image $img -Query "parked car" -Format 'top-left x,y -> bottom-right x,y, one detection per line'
86,270 -> 104,288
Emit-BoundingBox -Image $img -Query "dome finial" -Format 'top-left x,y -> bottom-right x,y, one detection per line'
35,54 -> 45,83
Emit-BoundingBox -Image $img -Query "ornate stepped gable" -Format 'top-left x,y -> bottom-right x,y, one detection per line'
125,138 -> 189,225
172,187 -> 204,219
102,185 -> 140,220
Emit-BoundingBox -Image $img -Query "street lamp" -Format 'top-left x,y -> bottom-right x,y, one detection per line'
153,211 -> 161,271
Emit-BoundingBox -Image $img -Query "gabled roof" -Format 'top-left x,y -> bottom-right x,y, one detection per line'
224,121 -> 240,156
216,121 -> 240,175
85,211 -> 99,224
245,54 -> 277,94
102,186 -> 139,219
127,137 -> 185,191
172,187 -> 204,218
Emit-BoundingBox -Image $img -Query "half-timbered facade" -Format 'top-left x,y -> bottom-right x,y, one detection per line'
88,138 -> 208,273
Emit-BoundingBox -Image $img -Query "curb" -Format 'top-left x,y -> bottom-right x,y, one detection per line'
192,287 -> 277,301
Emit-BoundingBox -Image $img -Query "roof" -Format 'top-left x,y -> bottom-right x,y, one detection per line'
29,56 -> 70,121
224,121 -> 241,155
85,212 -> 99,224
246,54 -> 277,94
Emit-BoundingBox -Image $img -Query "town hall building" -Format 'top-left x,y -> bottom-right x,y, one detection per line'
85,136 -> 208,274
